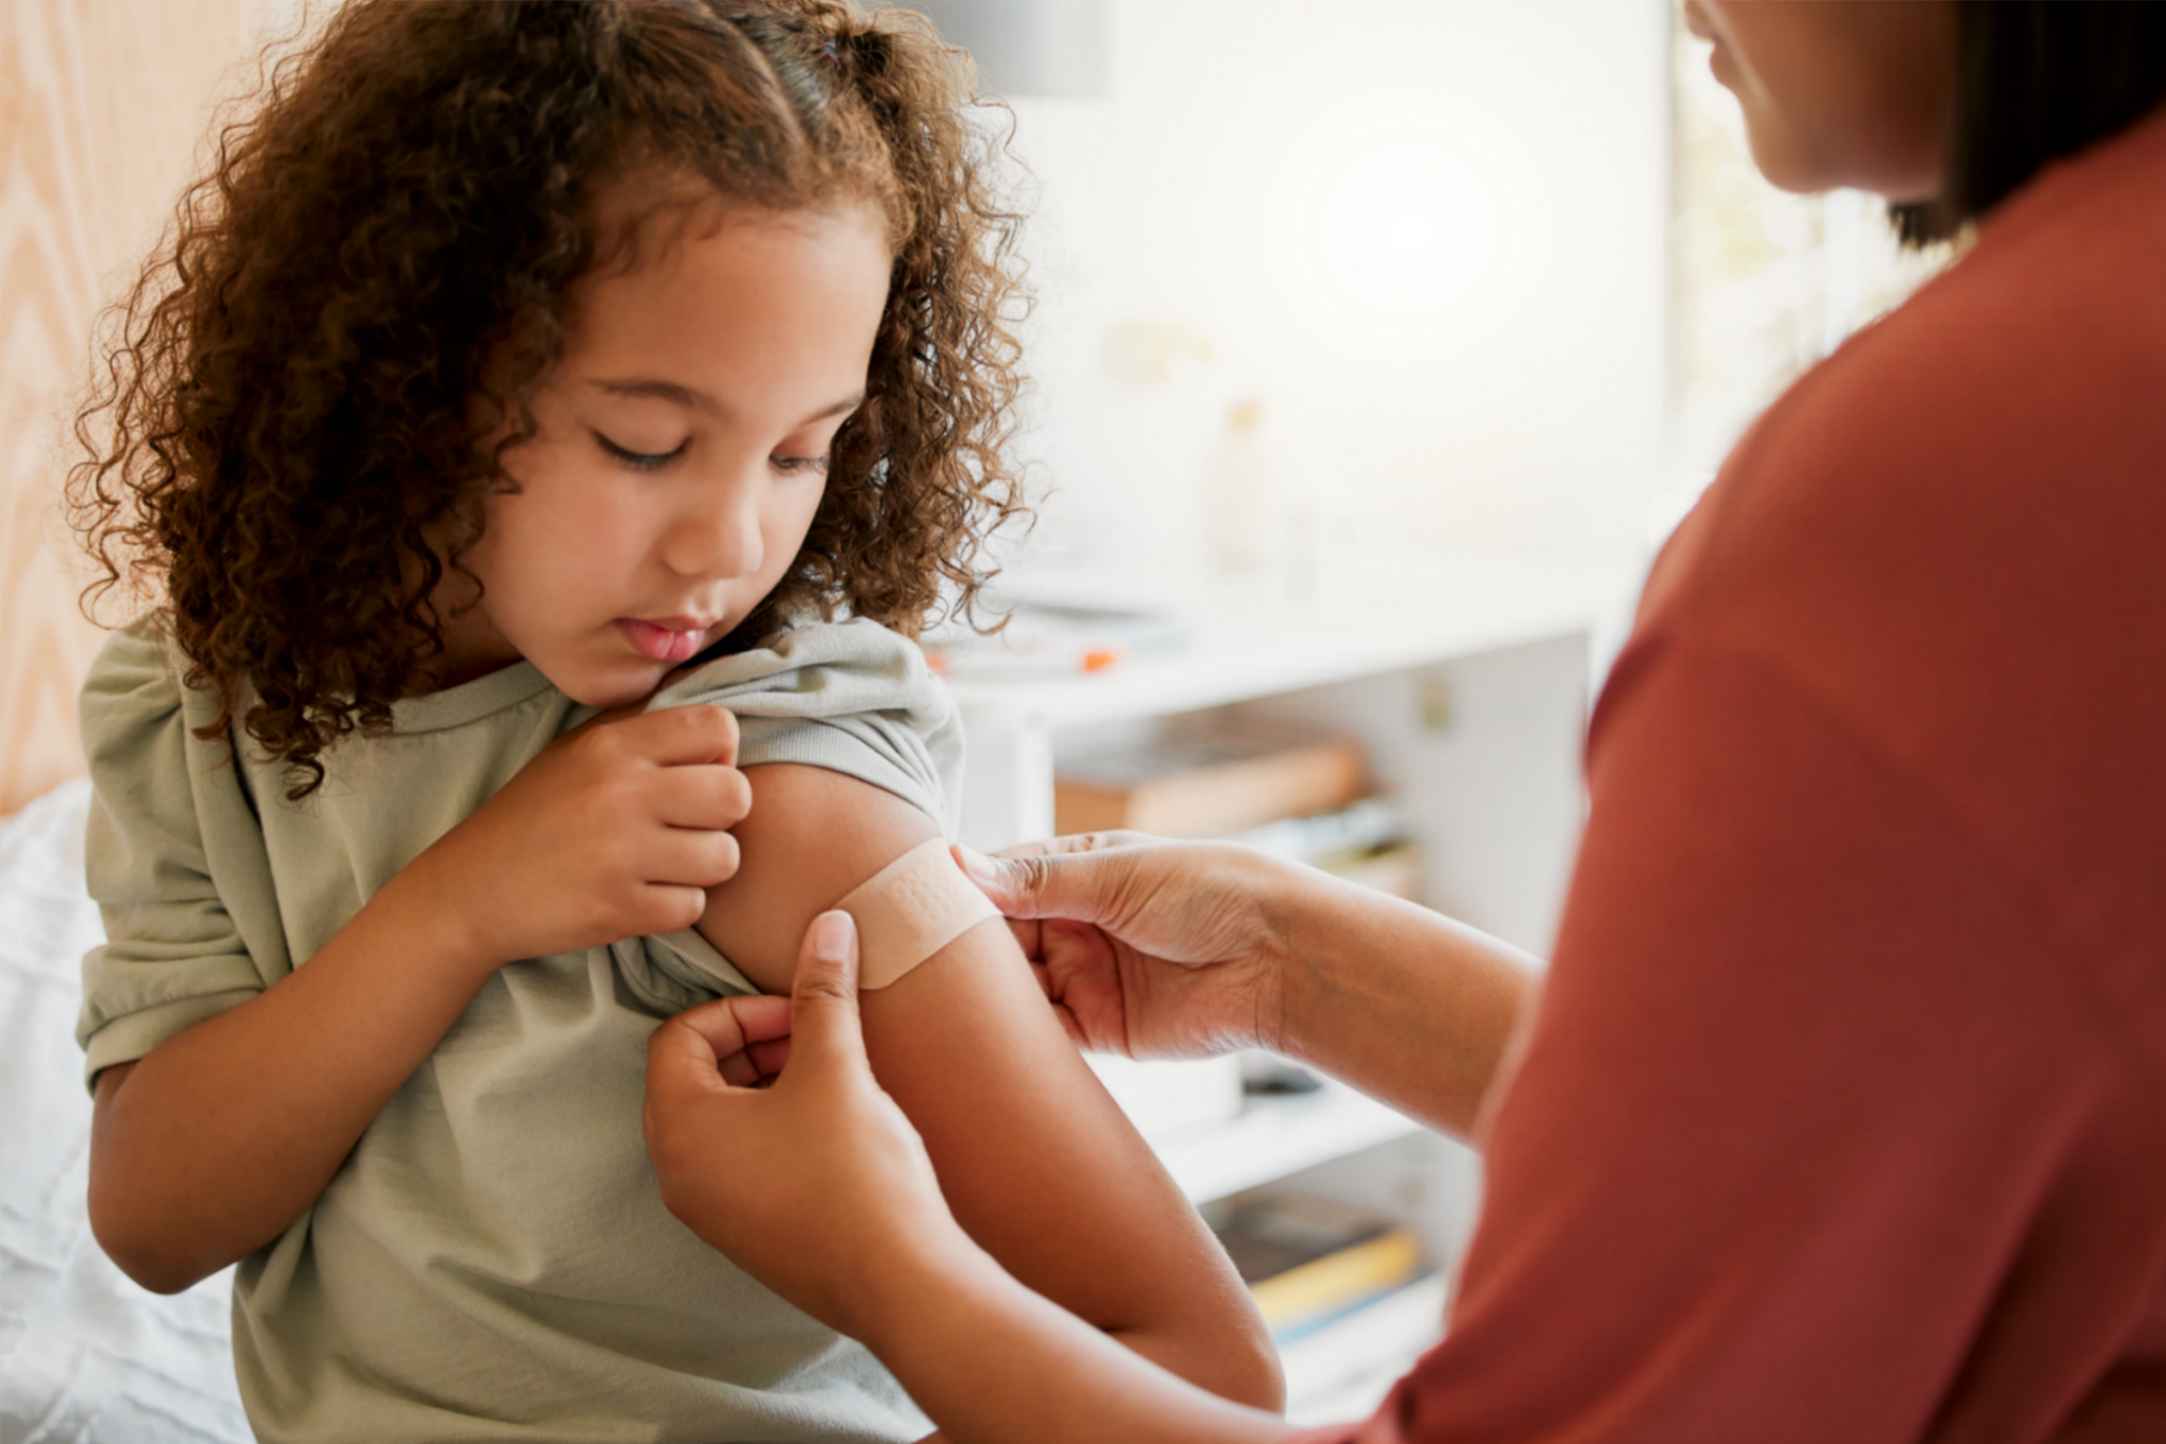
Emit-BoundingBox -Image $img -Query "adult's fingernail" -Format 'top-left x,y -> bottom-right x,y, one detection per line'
954,845 -> 997,882
812,910 -> 856,963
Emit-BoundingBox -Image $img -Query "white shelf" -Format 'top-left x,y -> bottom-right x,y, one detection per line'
949,556 -> 1628,730
1159,1082 -> 1424,1204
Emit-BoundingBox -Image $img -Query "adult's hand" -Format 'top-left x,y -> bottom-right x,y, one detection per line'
952,835 -> 1303,1061
642,911 -> 964,1343
652,906 -> 1303,1444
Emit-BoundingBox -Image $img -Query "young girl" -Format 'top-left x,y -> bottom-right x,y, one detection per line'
66,3 -> 1280,1440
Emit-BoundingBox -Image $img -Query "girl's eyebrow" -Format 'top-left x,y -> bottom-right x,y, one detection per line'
588,377 -> 866,427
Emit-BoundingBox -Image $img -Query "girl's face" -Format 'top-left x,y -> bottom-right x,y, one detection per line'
440,195 -> 893,705
1684,0 -> 1957,200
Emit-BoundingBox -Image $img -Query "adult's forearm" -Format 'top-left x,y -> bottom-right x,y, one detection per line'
906,1317 -> 1281,1444
869,1238 -> 1297,1444
1271,868 -> 1543,1139
89,866 -> 497,1293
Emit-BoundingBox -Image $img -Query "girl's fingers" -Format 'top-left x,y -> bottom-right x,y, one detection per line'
643,882 -> 714,935
653,763 -> 753,830
633,704 -> 741,768
649,828 -> 742,891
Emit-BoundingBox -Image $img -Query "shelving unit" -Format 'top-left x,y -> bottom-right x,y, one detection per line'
947,552 -> 1629,1420
1161,1079 -> 1422,1206
950,554 -> 1626,857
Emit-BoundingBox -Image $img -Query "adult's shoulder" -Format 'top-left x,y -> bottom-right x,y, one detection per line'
1648,168 -> 2166,685
1610,148 -> 2166,941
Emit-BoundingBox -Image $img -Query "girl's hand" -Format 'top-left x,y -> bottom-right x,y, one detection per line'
953,835 -> 1297,1060
409,704 -> 750,968
644,911 -> 966,1343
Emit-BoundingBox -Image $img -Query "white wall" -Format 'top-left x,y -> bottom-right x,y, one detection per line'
997,0 -> 1674,597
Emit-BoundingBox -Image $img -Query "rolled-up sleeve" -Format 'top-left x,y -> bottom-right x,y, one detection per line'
76,626 -> 268,1087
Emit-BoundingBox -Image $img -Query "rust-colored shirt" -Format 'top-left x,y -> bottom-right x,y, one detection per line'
1308,107 -> 2166,1443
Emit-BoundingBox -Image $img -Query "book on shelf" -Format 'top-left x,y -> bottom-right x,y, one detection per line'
1221,794 -> 1405,864
1229,797 -> 1424,905
1317,841 -> 1423,903
1054,725 -> 1368,838
1214,1193 -> 1429,1343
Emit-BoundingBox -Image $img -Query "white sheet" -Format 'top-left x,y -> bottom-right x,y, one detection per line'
1,781 -> 248,1444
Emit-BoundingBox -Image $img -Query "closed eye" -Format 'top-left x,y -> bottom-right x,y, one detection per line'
772,454 -> 832,477
594,431 -> 687,471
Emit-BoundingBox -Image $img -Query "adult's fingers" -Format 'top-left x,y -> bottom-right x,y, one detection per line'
645,1008 -> 727,1103
648,994 -> 792,1089
951,835 -> 1144,923
989,830 -> 1153,863
787,911 -> 872,1077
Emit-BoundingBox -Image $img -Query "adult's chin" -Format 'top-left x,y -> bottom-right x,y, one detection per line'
1737,112 -> 1836,197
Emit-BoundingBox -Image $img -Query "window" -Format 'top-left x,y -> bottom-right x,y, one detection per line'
1666,29 -> 1952,522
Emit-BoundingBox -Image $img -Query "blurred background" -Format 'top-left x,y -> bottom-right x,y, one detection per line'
1,0 -> 1952,1428
946,0 -> 1671,610
2,0 -> 1943,810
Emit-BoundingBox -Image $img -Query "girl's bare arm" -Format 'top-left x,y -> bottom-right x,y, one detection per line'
693,764 -> 1285,1412
91,872 -> 500,1293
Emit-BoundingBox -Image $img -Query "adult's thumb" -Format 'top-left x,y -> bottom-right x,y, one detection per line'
791,910 -> 870,1073
953,845 -> 1052,919
954,840 -> 1128,926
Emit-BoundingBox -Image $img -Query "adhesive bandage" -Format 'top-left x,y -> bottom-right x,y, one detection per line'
834,838 -> 1003,990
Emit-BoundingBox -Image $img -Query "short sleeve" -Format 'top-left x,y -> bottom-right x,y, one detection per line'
75,622 -> 276,1088
585,619 -> 964,1009
648,619 -> 962,829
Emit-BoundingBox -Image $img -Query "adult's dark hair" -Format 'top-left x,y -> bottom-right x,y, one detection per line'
1895,0 -> 2166,244
68,0 -> 1030,798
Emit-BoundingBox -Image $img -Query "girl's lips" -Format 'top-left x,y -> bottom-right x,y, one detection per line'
618,618 -> 705,663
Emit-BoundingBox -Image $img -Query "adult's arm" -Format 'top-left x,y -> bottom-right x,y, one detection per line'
961,838 -> 1542,1138
1276,873 -> 1540,1137
655,630 -> 2116,1444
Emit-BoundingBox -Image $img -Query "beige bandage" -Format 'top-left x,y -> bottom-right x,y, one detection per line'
835,838 -> 1003,990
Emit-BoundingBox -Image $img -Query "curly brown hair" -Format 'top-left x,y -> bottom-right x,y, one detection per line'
68,0 -> 1029,797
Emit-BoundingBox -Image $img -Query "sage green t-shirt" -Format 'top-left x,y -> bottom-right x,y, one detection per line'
76,616 -> 962,1444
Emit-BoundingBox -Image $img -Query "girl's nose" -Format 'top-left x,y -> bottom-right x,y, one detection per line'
662,483 -> 764,580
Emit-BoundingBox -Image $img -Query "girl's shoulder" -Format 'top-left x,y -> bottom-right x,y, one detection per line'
640,617 -> 964,833
78,616 -> 218,779
644,617 -> 952,727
